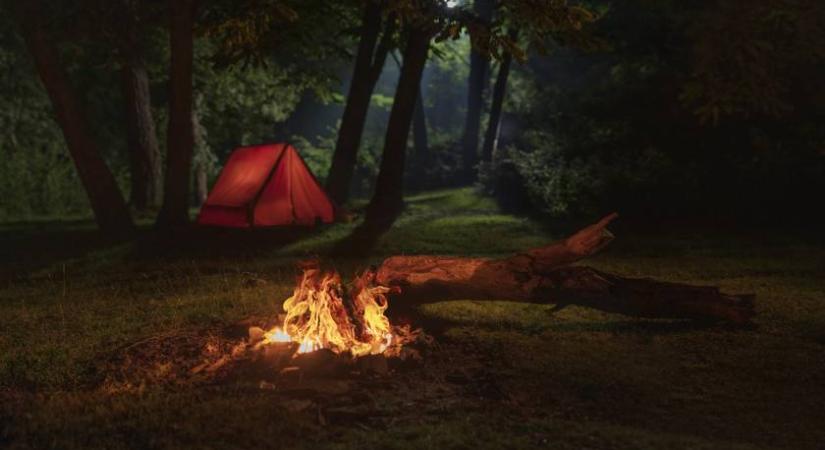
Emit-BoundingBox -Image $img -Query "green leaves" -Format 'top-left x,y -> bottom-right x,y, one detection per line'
680,0 -> 825,124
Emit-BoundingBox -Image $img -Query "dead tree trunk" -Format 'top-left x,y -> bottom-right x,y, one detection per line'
375,213 -> 755,324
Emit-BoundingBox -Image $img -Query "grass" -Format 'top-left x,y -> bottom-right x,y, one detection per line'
1,187 -> 824,449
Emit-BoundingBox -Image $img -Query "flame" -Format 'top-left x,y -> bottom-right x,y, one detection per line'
261,268 -> 409,357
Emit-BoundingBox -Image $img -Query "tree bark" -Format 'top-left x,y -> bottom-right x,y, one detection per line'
412,86 -> 429,160
156,0 -> 196,230
459,0 -> 493,182
194,164 -> 208,206
326,1 -> 392,205
120,26 -> 162,210
191,105 -> 208,206
481,29 -> 516,163
365,26 -> 431,225
20,5 -> 134,235
375,214 -> 755,324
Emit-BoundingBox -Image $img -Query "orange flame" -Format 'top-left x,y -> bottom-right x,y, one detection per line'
261,268 -> 408,357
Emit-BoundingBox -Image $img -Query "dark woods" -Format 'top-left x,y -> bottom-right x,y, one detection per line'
0,0 -> 823,232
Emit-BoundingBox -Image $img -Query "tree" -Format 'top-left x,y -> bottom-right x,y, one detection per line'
459,0 -> 493,182
412,87 -> 429,160
18,2 -> 134,234
326,0 -> 396,206
473,0 -> 600,176
156,0 -> 196,230
365,24 -> 432,224
481,27 -> 517,162
680,0 -> 825,124
117,1 -> 162,211
191,94 -> 215,207
390,49 -> 429,162
364,0 -> 596,224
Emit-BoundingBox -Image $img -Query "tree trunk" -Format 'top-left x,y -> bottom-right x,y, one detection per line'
120,36 -> 162,210
326,1 -> 391,205
194,164 -> 207,206
459,0 -> 493,182
365,27 -> 431,225
412,86 -> 429,161
156,0 -> 196,230
375,214 -> 755,324
20,6 -> 134,235
481,30 -> 515,163
191,106 -> 208,206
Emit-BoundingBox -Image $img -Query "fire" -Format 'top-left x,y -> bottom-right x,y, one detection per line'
261,267 -> 409,357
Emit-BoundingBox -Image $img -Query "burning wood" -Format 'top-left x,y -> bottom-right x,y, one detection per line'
254,267 -> 418,358
247,212 -> 752,370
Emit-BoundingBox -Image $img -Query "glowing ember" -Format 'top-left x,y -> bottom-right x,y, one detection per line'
260,267 -> 411,357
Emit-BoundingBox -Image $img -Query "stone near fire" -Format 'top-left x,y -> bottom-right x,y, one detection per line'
292,348 -> 344,376
259,342 -> 298,368
248,326 -> 265,344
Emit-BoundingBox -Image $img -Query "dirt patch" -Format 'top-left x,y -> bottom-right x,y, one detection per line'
98,317 -> 433,392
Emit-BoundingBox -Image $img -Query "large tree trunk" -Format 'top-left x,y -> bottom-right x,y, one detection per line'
412,86 -> 429,161
365,27 -> 431,225
20,6 -> 134,235
326,1 -> 392,206
459,0 -> 493,182
120,27 -> 162,211
156,0 -> 196,230
375,214 -> 755,324
481,29 -> 516,163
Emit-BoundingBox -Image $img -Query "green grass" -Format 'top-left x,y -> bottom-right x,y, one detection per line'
1,187 -> 824,449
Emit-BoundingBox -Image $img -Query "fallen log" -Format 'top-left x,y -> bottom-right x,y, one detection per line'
374,213 -> 755,324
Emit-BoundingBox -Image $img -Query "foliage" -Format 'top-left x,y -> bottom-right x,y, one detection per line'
0,0 -> 346,219
424,37 -> 469,135
289,131 -> 337,184
681,0 -> 825,123
405,130 -> 465,191
0,14 -> 89,218
484,0 -> 825,222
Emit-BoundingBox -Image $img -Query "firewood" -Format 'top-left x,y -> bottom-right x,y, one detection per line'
374,214 -> 755,324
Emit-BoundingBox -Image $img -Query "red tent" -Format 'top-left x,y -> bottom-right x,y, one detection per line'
197,143 -> 335,227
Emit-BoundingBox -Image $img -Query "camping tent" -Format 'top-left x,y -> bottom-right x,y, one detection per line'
197,143 -> 335,227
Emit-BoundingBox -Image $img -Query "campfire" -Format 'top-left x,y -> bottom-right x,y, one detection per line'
254,266 -> 416,359
101,215 -> 754,391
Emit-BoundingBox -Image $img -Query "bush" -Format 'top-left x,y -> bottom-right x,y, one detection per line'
0,144 -> 90,220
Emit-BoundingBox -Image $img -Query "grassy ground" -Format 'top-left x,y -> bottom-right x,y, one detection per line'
1,188 -> 824,449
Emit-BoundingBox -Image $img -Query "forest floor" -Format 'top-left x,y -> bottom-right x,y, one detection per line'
1,188 -> 824,450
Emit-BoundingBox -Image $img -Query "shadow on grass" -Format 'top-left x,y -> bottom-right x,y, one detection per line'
329,210 -> 399,258
0,218 -> 331,281
396,302 -> 744,339
0,218 -> 124,280
132,225 -> 322,260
